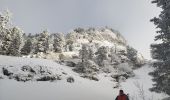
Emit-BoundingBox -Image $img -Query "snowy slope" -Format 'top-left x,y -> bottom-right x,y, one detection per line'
118,65 -> 168,100
0,55 -> 79,81
0,55 -> 168,100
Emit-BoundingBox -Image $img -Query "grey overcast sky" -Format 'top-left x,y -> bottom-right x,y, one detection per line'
0,0 -> 161,59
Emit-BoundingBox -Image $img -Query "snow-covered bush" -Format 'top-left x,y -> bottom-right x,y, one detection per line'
59,53 -> 65,61
36,75 -> 60,81
64,60 -> 77,67
74,60 -> 99,74
2,67 -> 13,76
1,65 -> 64,82
81,74 -> 99,81
127,46 -> 145,68
14,73 -> 33,82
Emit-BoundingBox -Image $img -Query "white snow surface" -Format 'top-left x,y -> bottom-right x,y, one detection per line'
119,65 -> 168,100
0,55 -> 168,100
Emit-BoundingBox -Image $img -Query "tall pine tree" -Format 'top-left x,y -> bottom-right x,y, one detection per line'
0,10 -> 23,56
150,0 -> 170,95
8,27 -> 23,56
53,33 -> 65,53
35,30 -> 49,53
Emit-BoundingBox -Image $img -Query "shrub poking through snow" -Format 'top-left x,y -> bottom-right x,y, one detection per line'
81,74 -> 99,81
2,67 -> 13,76
67,76 -> 75,83
36,75 -> 57,81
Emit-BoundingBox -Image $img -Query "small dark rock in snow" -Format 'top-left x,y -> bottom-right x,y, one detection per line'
37,75 -> 57,81
62,72 -> 67,75
2,67 -> 13,76
14,74 -> 33,82
67,76 -> 75,83
113,84 -> 120,88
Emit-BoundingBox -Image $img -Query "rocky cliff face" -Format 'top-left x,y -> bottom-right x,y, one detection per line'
65,27 -> 144,64
66,27 -> 126,45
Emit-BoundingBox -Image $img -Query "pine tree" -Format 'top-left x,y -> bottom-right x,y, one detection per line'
79,44 -> 89,63
75,44 -> 89,73
0,10 -> 23,56
127,46 -> 137,62
35,30 -> 49,53
48,34 -> 54,51
0,10 -> 12,55
53,33 -> 65,53
21,38 -> 32,55
8,27 -> 23,56
96,46 -> 108,67
110,47 -> 120,63
76,44 -> 98,73
1,29 -> 13,55
150,0 -> 170,95
65,32 -> 76,51
31,34 -> 39,54
88,47 -> 94,60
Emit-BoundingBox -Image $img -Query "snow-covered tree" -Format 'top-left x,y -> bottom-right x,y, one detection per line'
79,44 -> 89,63
75,60 -> 99,74
0,9 -> 11,29
127,46 -> 137,62
110,47 -> 121,63
35,30 -> 49,53
74,27 -> 85,33
53,33 -> 65,53
96,46 -> 108,67
30,34 -> 39,54
21,38 -> 32,55
150,0 -> 170,95
88,47 -> 94,60
0,10 -> 12,55
74,44 -> 99,73
0,10 -> 23,56
48,34 -> 54,51
8,27 -> 23,56
65,32 -> 76,51
0,30 -> 13,55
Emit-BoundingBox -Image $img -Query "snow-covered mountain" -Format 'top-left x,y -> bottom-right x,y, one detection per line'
0,27 -> 146,82
1,26 -> 159,99
63,27 -> 145,68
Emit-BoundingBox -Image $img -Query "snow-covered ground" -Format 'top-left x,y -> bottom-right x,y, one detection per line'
0,55 -> 168,100
119,65 -> 168,100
